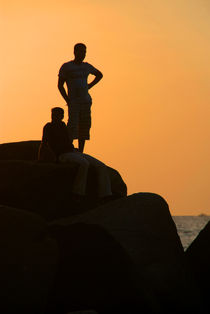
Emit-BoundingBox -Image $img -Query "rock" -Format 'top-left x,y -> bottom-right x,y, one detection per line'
0,140 -> 40,161
48,223 -> 144,314
185,220 -> 210,311
0,141 -> 126,220
0,205 -> 59,314
67,311 -> 98,314
50,193 -> 201,314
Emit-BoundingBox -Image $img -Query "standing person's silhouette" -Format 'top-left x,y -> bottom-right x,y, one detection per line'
58,43 -> 103,153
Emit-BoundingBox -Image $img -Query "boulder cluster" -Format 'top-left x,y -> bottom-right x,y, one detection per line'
0,141 -> 209,314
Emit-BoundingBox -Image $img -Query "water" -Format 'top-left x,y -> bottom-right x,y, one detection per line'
173,215 -> 210,250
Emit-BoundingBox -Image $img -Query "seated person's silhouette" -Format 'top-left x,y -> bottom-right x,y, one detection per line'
38,107 -> 112,198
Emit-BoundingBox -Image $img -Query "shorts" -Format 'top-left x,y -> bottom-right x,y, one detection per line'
67,101 -> 92,140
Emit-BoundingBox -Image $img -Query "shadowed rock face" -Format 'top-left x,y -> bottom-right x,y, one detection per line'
0,205 -> 58,314
0,142 -> 203,313
0,140 -> 40,161
51,193 -> 202,314
185,221 -> 210,311
0,205 -> 145,314
48,223 -> 144,314
0,141 -> 127,220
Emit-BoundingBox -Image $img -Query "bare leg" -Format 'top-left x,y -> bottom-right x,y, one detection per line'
67,104 -> 79,143
78,102 -> 91,152
78,139 -> 85,153
59,152 -> 89,195
83,153 -> 112,198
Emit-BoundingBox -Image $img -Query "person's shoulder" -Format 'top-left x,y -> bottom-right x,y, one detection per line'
43,122 -> 52,129
84,62 -> 93,67
43,122 -> 52,132
59,60 -> 74,73
84,62 -> 98,73
61,60 -> 74,68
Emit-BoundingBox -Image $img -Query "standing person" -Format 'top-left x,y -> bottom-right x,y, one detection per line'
38,107 -> 112,199
58,43 -> 103,153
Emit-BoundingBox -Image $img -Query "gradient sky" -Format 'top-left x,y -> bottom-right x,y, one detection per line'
1,0 -> 210,215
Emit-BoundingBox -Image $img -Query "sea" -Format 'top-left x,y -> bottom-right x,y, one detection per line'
173,215 -> 210,250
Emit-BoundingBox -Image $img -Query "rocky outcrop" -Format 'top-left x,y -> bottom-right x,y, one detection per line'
48,223 -> 144,314
0,205 -> 58,314
0,141 -> 127,220
185,221 -> 210,311
50,193 -> 202,314
0,204 -> 141,314
68,310 -> 97,314
0,140 -> 40,161
0,141 -> 204,313
0,194 -> 204,313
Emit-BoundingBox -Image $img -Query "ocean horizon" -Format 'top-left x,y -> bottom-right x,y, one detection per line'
173,215 -> 210,250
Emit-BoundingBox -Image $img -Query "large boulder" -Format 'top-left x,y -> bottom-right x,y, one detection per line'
0,205 -> 59,314
0,140 -> 40,161
185,221 -> 210,311
50,193 -> 202,314
0,141 -> 126,220
48,223 -> 146,314
68,310 -> 97,314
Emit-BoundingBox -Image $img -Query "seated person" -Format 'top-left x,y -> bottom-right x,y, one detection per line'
38,107 -> 112,198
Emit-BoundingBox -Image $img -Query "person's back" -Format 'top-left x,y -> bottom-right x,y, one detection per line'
38,107 -> 74,162
42,120 -> 74,159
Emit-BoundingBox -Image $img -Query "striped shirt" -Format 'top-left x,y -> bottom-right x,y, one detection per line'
58,61 -> 98,103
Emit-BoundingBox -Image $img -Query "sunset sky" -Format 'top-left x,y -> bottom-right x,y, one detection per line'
1,0 -> 210,215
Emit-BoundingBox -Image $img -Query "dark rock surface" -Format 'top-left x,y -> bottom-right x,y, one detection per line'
0,141 -> 204,313
185,220 -> 210,311
67,311 -> 98,314
50,193 -> 201,314
48,223 -> 145,314
0,141 -> 126,220
0,140 -> 40,161
0,205 -> 58,314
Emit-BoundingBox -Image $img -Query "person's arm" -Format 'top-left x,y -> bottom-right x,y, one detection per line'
58,76 -> 70,104
38,126 -> 56,162
38,142 -> 55,162
88,70 -> 103,90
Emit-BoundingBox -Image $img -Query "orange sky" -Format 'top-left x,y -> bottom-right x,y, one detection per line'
1,0 -> 210,215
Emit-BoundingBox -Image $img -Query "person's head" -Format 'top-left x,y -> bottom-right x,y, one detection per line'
74,43 -> 86,62
51,107 -> 64,122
